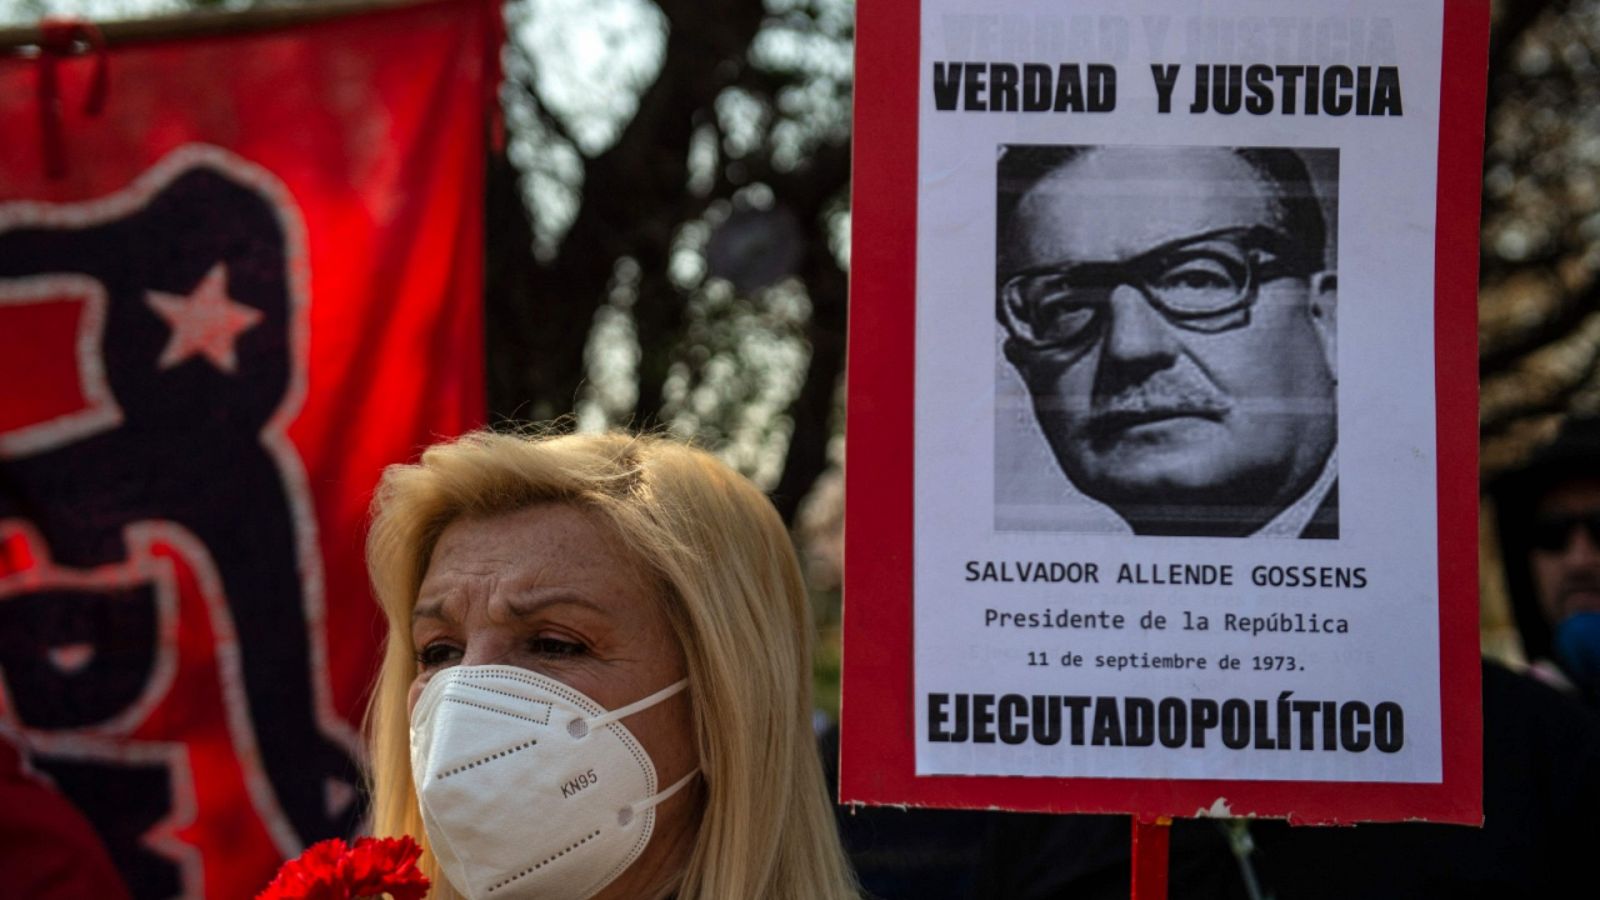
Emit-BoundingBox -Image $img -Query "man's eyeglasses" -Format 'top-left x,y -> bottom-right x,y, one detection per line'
1531,512 -> 1600,552
998,226 -> 1315,353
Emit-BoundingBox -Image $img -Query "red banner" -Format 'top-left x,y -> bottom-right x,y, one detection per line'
0,1 -> 493,895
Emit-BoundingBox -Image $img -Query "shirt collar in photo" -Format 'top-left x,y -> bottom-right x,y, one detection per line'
1255,447 -> 1339,539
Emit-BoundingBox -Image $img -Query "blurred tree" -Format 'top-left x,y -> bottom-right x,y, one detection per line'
487,0 -> 852,523
1481,0 -> 1600,474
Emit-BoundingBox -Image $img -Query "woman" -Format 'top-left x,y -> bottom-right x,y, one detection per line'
364,429 -> 858,900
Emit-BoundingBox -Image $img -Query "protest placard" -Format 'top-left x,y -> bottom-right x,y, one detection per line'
842,0 -> 1488,823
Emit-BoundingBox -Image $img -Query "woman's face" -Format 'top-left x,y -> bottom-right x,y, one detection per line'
408,503 -> 699,900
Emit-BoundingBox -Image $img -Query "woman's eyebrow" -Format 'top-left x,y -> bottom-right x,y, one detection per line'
411,599 -> 450,624
505,592 -> 610,619
409,590 -> 612,625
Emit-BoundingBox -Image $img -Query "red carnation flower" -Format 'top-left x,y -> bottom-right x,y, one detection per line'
257,835 -> 429,900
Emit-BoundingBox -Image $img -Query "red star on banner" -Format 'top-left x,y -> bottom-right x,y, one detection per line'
145,263 -> 264,374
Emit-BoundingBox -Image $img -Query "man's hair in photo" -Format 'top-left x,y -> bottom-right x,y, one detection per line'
996,144 -> 1328,272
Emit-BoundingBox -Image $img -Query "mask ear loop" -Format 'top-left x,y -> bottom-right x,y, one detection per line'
617,768 -> 700,827
567,678 -> 689,739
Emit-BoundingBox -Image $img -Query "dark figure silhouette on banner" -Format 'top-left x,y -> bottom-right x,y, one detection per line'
0,148 -> 362,898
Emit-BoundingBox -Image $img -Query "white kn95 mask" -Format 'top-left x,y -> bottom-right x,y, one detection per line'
409,664 -> 697,900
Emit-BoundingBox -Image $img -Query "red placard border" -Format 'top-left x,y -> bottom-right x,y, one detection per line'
840,0 -> 1488,825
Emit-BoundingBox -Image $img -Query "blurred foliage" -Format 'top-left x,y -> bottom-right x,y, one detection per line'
1481,0 -> 1600,474
484,0 -> 853,526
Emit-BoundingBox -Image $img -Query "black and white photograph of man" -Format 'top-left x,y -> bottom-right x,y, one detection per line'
994,144 -> 1340,539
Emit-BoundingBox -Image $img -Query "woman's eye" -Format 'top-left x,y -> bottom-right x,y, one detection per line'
414,643 -> 461,669
529,636 -> 587,657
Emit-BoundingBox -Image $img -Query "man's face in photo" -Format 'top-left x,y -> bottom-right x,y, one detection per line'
1001,147 -> 1337,533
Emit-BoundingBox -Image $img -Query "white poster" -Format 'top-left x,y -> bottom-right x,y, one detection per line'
912,0 -> 1446,783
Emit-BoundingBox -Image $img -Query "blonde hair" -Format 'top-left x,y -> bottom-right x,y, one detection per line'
365,429 -> 858,900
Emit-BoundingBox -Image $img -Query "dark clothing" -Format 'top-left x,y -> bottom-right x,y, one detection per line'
1299,479 -> 1338,539
819,724 -> 989,899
